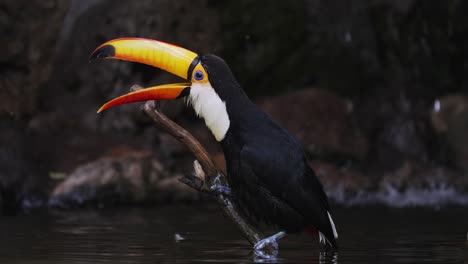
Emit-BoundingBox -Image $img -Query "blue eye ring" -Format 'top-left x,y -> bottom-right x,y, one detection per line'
194,70 -> 204,81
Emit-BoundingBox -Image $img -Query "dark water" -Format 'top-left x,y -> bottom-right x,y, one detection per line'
0,205 -> 467,263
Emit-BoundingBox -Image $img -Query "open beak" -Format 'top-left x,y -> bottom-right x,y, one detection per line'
96,83 -> 191,113
89,38 -> 199,113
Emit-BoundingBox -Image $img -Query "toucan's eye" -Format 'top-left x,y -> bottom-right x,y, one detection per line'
194,70 -> 204,81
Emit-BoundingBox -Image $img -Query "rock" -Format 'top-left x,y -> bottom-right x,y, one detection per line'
0,0 -> 69,115
431,95 -> 468,172
49,148 -> 198,208
259,88 -> 368,162
373,161 -> 468,207
0,114 -> 48,212
0,0 -> 69,212
314,159 -> 468,207
379,161 -> 468,192
212,1 -> 310,96
310,161 -> 369,199
356,91 -> 440,172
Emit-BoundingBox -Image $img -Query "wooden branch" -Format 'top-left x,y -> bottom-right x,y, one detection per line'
129,84 -> 265,247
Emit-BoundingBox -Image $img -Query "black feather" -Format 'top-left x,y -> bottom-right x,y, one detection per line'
201,54 -> 338,248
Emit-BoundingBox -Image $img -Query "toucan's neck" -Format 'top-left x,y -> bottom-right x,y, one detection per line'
188,80 -> 259,143
198,54 -> 261,141
188,82 -> 231,142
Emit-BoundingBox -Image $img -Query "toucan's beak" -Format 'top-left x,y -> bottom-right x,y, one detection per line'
96,83 -> 191,113
90,38 -> 200,113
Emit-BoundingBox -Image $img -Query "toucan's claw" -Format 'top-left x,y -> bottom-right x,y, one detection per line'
254,231 -> 286,259
210,184 -> 232,196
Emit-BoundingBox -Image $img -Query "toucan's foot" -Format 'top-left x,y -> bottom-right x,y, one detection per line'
253,231 -> 286,259
210,184 -> 232,196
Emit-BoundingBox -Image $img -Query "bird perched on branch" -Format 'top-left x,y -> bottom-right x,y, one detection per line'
90,38 -> 338,249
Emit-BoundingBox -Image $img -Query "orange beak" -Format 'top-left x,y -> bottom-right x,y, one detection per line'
90,38 -> 199,113
96,83 -> 191,113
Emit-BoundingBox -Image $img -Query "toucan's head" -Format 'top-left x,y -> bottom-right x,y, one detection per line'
90,38 -> 235,141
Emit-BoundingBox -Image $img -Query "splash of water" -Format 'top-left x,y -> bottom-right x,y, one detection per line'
328,183 -> 468,207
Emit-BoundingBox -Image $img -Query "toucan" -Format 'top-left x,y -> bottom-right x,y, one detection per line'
90,38 -> 338,249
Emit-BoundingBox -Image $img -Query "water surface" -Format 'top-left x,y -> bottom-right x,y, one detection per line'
0,205 -> 466,263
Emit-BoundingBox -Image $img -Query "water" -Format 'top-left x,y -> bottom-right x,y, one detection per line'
0,205 -> 466,263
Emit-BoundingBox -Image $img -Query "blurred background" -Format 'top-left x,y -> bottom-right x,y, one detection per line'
1,0 -> 467,212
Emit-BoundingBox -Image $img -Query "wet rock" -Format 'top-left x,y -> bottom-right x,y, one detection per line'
310,161 -> 369,200
373,112 -> 436,170
379,161 -> 468,192
304,0 -> 458,100
212,1 -> 310,96
0,0 -> 69,115
431,95 -> 468,172
259,88 -> 368,162
0,0 -> 70,212
50,147 -> 198,209
372,161 -> 468,207
316,159 -> 468,207
357,92 -> 439,172
0,114 -> 49,213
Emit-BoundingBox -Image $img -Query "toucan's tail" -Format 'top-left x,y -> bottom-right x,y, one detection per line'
304,211 -> 338,248
319,211 -> 338,248
302,166 -> 338,248
305,211 -> 338,248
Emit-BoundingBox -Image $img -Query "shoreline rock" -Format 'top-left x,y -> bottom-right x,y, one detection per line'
49,148 -> 199,209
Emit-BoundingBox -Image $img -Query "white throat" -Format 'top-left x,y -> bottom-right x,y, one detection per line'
188,82 -> 230,141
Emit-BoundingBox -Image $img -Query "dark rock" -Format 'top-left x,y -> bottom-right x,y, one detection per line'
310,161 -> 369,197
315,159 -> 468,207
212,1 -> 310,97
379,161 -> 468,193
356,93 -> 440,172
259,88 -> 368,162
0,0 -> 68,212
0,114 -> 49,213
372,161 -> 468,207
0,0 -> 69,115
303,0 -> 458,100
431,95 -> 468,172
49,147 -> 198,209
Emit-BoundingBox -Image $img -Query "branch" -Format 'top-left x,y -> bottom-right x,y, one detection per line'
130,85 -> 264,247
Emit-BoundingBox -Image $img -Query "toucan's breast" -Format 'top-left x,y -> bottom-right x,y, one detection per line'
188,82 -> 230,141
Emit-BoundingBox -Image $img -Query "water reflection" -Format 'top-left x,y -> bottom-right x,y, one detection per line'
252,246 -> 339,263
319,251 -> 338,264
0,205 -> 466,263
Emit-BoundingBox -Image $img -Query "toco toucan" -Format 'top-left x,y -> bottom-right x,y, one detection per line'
90,38 -> 338,249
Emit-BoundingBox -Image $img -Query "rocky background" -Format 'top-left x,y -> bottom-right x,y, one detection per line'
1,0 -> 467,212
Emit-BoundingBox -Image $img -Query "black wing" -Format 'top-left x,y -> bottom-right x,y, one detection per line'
240,123 -> 337,247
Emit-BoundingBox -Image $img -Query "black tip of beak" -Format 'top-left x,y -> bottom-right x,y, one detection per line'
89,45 -> 116,63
